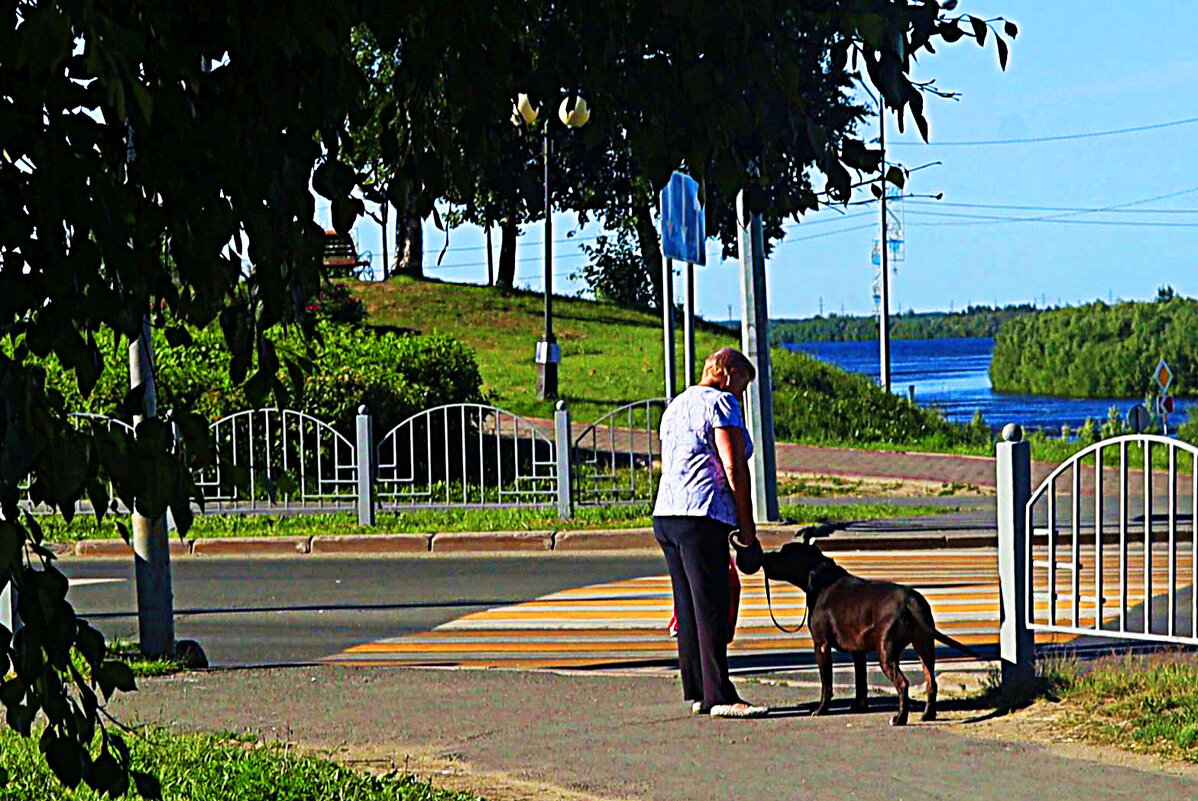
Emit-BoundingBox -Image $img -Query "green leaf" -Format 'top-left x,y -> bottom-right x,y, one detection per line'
44,735 -> 84,788
940,22 -> 964,43
0,521 -> 22,575
969,16 -> 987,45
885,165 -> 906,189
95,660 -> 136,701
75,622 -> 106,673
164,327 -> 193,348
330,196 -> 364,235
84,749 -> 124,794
122,382 -> 149,419
996,36 -> 1009,70
132,770 -> 163,800
1004,20 -> 1018,38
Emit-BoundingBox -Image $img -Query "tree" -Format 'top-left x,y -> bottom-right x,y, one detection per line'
2,2 -> 1013,793
0,2 -> 366,794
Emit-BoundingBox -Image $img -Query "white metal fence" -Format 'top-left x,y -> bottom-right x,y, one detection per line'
19,399 -> 668,520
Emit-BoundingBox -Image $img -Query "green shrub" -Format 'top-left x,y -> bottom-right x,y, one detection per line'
35,320 -> 484,435
770,348 -> 990,448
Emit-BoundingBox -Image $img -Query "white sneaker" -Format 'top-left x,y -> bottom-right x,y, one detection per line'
709,702 -> 769,718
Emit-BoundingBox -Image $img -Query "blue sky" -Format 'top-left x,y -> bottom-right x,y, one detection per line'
328,1 -> 1198,321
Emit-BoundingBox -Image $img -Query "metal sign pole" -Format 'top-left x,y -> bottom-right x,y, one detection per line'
736,190 -> 779,523
684,261 -> 696,386
662,257 -> 676,400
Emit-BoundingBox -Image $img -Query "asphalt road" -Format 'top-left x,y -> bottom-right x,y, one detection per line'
61,554 -> 665,666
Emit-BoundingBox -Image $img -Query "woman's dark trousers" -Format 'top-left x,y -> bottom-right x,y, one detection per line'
653,515 -> 738,708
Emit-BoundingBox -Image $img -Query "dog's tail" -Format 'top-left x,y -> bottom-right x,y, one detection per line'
907,594 -> 985,661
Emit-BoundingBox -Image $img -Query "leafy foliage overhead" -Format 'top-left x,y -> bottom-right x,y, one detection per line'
0,0 -> 1011,794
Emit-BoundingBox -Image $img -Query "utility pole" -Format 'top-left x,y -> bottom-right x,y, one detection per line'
878,97 -> 892,394
129,319 -> 175,657
736,190 -> 779,523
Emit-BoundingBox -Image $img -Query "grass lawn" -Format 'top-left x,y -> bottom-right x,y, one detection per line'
350,276 -> 734,424
0,727 -> 483,801
1046,651 -> 1198,763
43,501 -> 956,542
977,650 -> 1198,765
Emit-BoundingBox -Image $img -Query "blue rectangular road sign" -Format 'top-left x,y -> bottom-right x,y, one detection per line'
660,172 -> 705,265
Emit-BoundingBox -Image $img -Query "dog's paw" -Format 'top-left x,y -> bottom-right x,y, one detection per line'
921,710 -> 937,722
811,706 -> 828,717
888,714 -> 908,727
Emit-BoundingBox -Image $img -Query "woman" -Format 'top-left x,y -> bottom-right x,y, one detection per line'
653,347 -> 768,718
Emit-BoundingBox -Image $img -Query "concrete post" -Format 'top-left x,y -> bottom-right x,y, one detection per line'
356,405 -> 375,526
555,401 -> 574,519
129,318 -> 174,657
997,423 -> 1034,696
662,257 -> 676,401
736,190 -> 780,523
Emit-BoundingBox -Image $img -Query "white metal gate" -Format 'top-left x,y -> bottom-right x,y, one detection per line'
195,408 -> 358,512
375,403 -> 558,509
572,398 -> 665,506
1025,434 -> 1198,644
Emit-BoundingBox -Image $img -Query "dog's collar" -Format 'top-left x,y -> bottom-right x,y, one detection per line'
805,558 -> 846,597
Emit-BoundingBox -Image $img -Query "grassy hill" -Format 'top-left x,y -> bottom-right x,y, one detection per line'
350,277 -> 735,423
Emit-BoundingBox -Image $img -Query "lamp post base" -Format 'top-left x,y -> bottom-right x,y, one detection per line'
537,362 -> 559,400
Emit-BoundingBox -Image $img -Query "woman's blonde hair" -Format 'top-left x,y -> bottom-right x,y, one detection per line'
701,348 -> 756,384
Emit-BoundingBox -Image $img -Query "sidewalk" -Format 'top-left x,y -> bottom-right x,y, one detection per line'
110,663 -> 1198,801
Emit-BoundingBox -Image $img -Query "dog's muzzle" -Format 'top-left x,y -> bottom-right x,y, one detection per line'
729,531 -> 764,574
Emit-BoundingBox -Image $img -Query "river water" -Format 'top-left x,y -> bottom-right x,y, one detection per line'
783,337 -> 1191,434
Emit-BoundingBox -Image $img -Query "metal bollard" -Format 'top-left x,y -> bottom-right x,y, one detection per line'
555,401 -> 574,519
356,405 -> 376,526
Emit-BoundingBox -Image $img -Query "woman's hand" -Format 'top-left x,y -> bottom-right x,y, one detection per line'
714,426 -> 757,545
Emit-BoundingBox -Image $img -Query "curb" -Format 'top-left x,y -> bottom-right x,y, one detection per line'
191,536 -> 311,557
310,534 -> 431,554
431,530 -> 554,553
62,528 -> 998,557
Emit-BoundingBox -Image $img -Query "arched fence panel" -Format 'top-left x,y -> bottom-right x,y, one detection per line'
1023,434 -> 1198,645
376,404 -> 557,509
194,409 -> 358,512
572,398 -> 666,506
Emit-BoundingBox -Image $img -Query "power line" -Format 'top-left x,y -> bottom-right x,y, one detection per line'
906,200 -> 1198,215
906,209 -> 1198,228
889,114 -> 1198,147
902,184 -> 1198,229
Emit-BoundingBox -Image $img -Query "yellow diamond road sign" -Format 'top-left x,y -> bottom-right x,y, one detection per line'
1154,359 -> 1174,392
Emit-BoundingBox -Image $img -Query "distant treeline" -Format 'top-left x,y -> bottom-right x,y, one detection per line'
990,296 -> 1197,398
768,304 -> 1036,344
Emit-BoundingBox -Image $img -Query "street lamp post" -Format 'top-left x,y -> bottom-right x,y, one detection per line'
513,93 -> 590,400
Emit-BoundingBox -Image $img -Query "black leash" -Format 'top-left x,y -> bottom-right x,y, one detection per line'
764,573 -> 807,634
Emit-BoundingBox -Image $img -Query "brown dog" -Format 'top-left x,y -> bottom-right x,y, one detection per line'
760,540 -> 980,726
